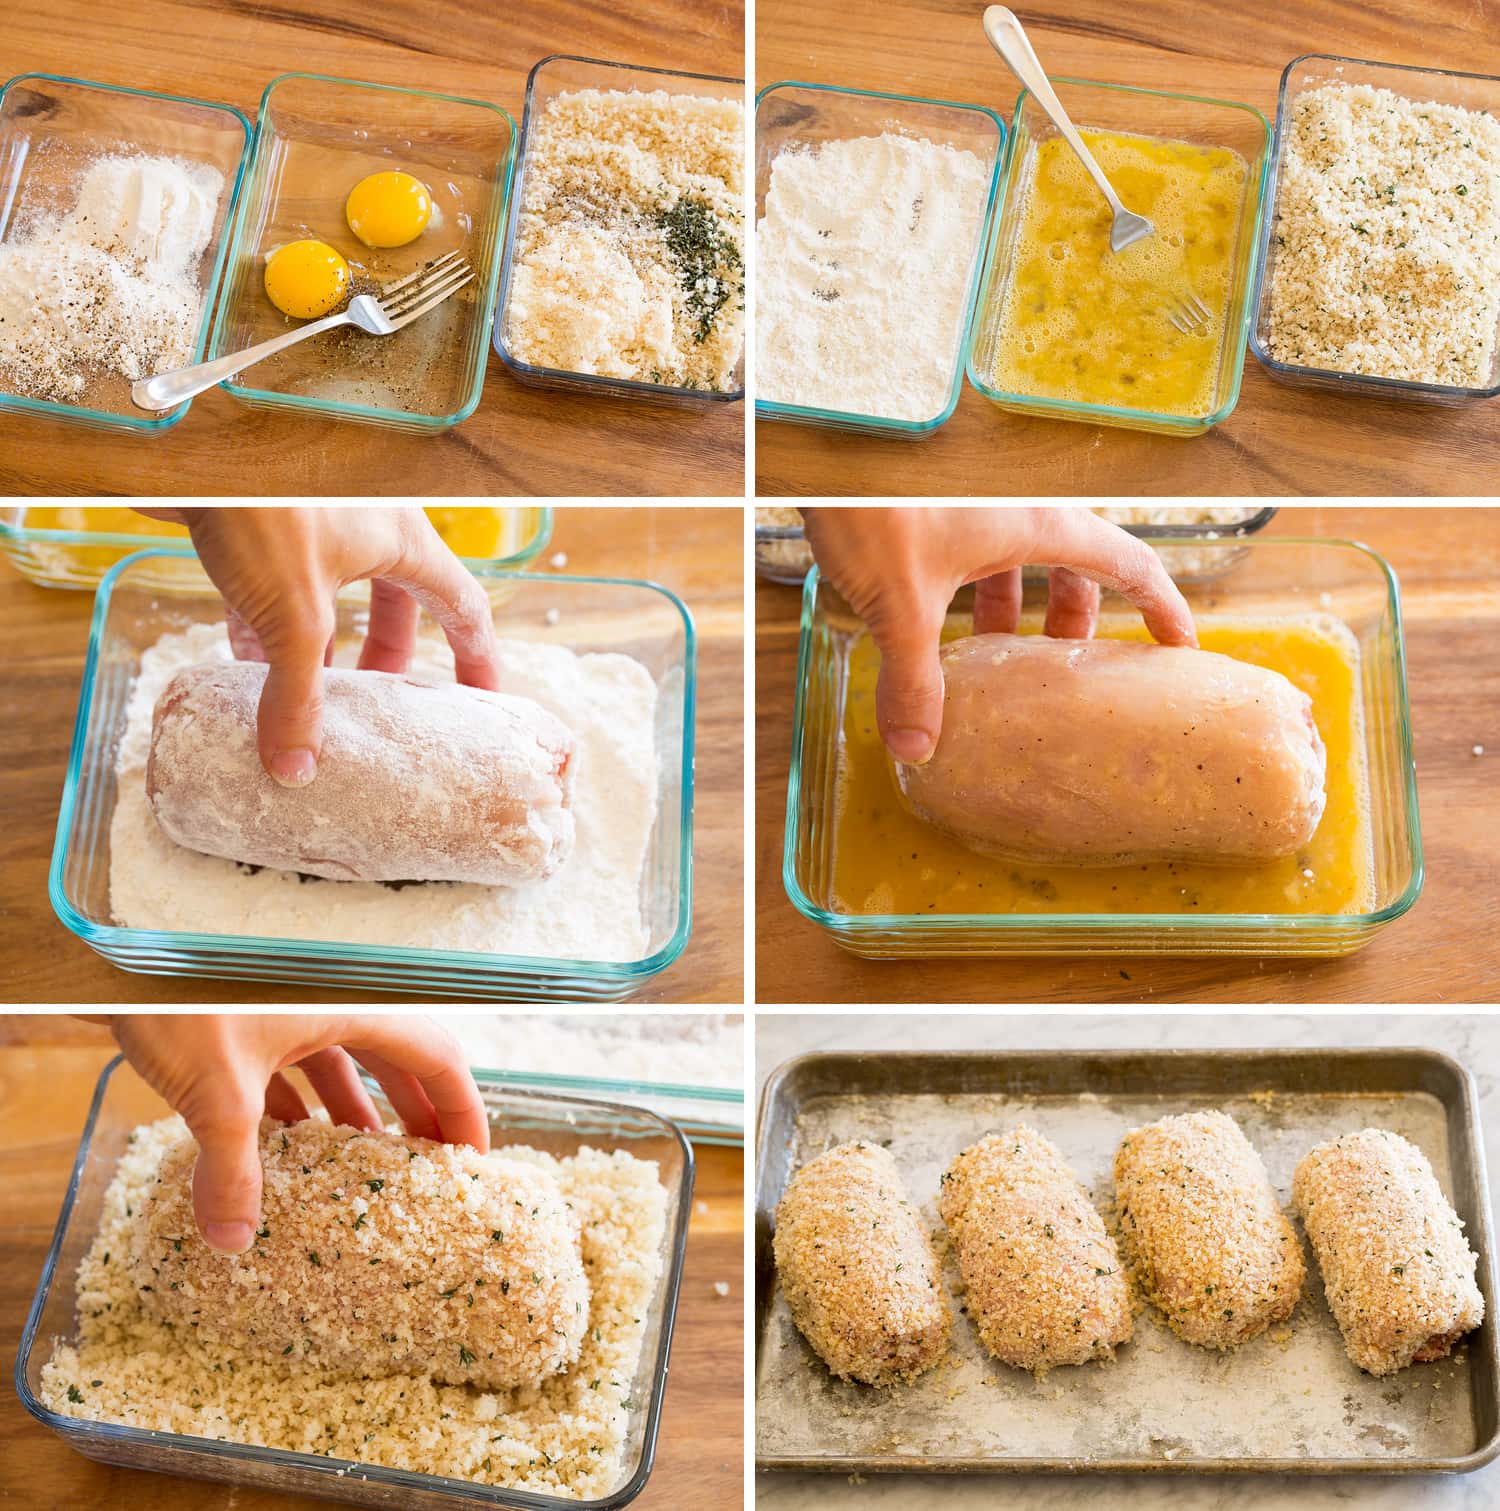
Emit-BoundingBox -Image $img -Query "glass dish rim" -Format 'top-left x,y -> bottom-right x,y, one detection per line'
781,541 -> 1425,935
13,1053 -> 696,1511
48,545 -> 695,985
0,70 -> 253,434
0,504 -> 555,570
1247,51 -> 1500,401
753,506 -> 1283,544
210,69 -> 518,429
963,74 -> 1272,432
753,78 -> 1008,434
493,52 -> 747,405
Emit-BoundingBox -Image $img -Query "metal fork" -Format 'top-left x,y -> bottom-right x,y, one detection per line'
982,6 -> 1213,334
130,250 -> 475,412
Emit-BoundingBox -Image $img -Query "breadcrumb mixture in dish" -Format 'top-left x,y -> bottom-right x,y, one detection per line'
506,88 -> 745,390
41,1115 -> 668,1500
1263,81 -> 1500,387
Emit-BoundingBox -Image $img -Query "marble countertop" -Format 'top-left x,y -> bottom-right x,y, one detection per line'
754,1012 -> 1500,1510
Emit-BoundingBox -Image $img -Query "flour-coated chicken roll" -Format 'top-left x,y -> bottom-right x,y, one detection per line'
895,633 -> 1326,866
147,661 -> 574,885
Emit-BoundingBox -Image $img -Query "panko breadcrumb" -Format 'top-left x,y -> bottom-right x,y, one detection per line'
1114,1110 -> 1305,1350
41,1116 -> 667,1500
507,88 -> 744,390
126,1117 -> 588,1389
1293,1127 -> 1484,1376
773,1141 -> 950,1385
940,1127 -> 1132,1375
1264,82 -> 1500,386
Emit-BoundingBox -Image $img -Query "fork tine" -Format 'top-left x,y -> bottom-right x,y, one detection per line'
375,250 -> 464,301
383,264 -> 473,319
389,269 -> 477,331
379,260 -> 472,317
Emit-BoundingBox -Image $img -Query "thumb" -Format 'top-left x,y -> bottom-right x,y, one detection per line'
189,1107 -> 265,1255
255,624 -> 331,788
872,611 -> 947,766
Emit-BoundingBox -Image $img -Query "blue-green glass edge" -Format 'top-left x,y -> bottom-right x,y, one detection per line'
210,72 -> 517,429
781,543 -> 1424,937
753,79 -> 1007,434
963,76 -> 1272,432
0,72 -> 253,433
48,546 -> 694,986
14,1054 -> 692,1511
1247,54 -> 1500,401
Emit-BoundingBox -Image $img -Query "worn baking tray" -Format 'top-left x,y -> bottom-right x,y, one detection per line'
754,1049 -> 1500,1475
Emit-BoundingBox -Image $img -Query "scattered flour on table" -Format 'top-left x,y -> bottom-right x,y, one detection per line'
0,154 -> 222,403
41,1115 -> 667,1500
756,133 -> 991,421
108,622 -> 658,960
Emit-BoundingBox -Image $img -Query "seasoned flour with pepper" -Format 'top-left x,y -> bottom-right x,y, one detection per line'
109,622 -> 657,959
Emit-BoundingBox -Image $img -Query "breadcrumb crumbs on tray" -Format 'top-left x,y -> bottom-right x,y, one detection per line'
40,1115 -> 668,1500
1264,81 -> 1500,386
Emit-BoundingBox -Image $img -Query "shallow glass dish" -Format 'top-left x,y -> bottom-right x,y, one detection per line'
755,81 -> 1006,438
966,78 -> 1271,437
0,504 -> 551,590
1249,54 -> 1500,405
0,73 -> 251,433
494,55 -> 746,407
784,540 -> 1422,957
50,547 -> 694,1000
15,1056 -> 694,1510
208,73 -> 514,432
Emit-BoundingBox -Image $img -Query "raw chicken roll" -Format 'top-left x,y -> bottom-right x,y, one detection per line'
147,661 -> 574,885
1293,1128 -> 1485,1376
895,633 -> 1327,865
1113,1110 -> 1305,1350
773,1141 -> 950,1385
127,1117 -> 590,1390
939,1127 -> 1132,1373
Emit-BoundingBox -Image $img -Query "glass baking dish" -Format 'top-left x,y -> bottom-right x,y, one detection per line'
15,1056 -> 694,1510
0,505 -> 552,590
1249,54 -> 1500,405
207,73 -> 514,432
49,547 -> 694,1000
966,78 -> 1271,437
493,55 -> 746,407
784,539 -> 1422,957
0,72 -> 251,433
754,81 -> 1007,438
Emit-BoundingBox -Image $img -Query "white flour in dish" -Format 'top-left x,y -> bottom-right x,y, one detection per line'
756,132 -> 991,421
108,622 -> 658,961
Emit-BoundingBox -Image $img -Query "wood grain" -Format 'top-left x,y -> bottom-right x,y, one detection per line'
754,505 -> 1500,1004
0,0 -> 745,497
0,506 -> 744,1004
755,0 -> 1500,497
0,1034 -> 743,1511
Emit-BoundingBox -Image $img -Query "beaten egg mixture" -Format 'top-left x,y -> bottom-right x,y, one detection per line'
830,617 -> 1373,918
987,130 -> 1247,417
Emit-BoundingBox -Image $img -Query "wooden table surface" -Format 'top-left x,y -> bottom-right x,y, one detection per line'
0,505 -> 744,1004
755,505 -> 1500,1004
754,0 -> 1500,497
0,1021 -> 744,1511
0,0 -> 745,498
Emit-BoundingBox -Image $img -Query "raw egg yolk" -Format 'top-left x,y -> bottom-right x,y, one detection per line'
346,171 -> 433,249
264,239 -> 350,319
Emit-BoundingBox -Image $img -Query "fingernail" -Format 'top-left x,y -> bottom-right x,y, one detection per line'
202,1221 -> 254,1255
269,747 -> 317,787
887,728 -> 936,765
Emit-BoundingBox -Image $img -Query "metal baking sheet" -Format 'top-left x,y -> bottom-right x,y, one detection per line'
754,1049 -> 1500,1474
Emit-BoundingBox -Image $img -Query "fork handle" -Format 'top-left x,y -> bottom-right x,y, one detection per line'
982,6 -> 1128,220
131,310 -> 353,412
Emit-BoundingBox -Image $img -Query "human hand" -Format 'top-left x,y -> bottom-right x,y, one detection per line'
801,506 -> 1198,764
135,507 -> 501,787
99,1014 -> 489,1254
